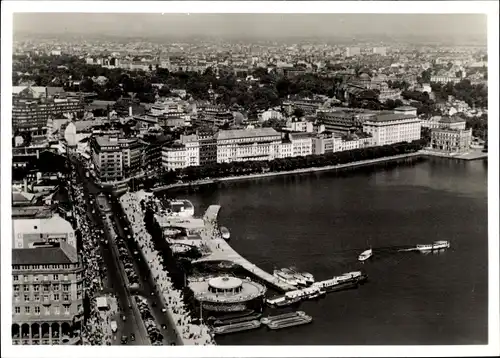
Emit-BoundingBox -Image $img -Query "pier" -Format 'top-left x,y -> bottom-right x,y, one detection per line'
195,205 -> 296,292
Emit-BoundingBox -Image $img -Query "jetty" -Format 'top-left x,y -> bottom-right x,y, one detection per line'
194,205 -> 296,292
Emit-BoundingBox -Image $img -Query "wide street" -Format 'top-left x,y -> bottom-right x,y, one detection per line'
72,156 -> 148,345
72,156 -> 180,345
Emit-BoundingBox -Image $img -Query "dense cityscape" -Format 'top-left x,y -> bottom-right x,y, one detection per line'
8,11 -> 491,350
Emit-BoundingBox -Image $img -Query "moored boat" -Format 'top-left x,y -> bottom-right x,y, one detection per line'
220,226 -> 230,240
273,270 -> 299,286
213,320 -> 261,335
213,313 -> 262,326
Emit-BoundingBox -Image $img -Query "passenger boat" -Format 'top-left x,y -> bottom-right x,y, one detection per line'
207,309 -> 254,323
266,294 -> 302,307
358,248 -> 373,262
281,268 -> 308,286
267,315 -> 313,330
288,267 -> 315,285
213,313 -> 262,326
273,270 -> 299,286
212,320 -> 261,335
220,226 -> 230,240
416,240 -> 450,251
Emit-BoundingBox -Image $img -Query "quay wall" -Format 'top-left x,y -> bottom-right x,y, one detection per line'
153,152 -> 424,193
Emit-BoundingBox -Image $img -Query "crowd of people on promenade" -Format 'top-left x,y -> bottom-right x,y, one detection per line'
120,192 -> 215,346
69,172 -> 111,346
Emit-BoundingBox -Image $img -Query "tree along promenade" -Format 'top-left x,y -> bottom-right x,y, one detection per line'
153,151 -> 424,193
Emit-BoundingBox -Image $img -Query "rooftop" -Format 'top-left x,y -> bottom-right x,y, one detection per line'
12,241 -> 79,265
216,127 -> 280,141
13,214 -> 74,236
367,113 -> 418,123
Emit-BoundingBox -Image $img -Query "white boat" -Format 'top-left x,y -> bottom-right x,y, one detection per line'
289,267 -> 315,284
416,240 -> 450,251
281,268 -> 308,286
220,226 -> 230,240
273,270 -> 299,286
358,248 -> 373,262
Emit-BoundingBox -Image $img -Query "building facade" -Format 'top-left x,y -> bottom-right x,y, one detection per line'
161,136 -> 200,171
311,132 -> 342,155
197,129 -> 218,166
12,96 -> 84,136
289,132 -> 313,157
90,136 -> 143,182
430,128 -> 472,153
12,241 -> 84,345
362,112 -> 421,146
216,128 -> 281,163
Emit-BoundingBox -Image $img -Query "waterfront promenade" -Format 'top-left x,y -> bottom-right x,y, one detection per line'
119,192 -> 215,345
153,152 -> 423,193
194,205 -> 296,292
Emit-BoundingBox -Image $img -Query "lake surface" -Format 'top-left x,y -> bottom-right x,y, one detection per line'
173,157 -> 488,345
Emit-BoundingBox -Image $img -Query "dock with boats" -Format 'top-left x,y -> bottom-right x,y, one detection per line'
195,205 -> 296,292
266,271 -> 367,307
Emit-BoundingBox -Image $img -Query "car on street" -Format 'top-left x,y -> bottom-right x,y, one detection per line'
130,333 -> 135,341
121,335 -> 128,344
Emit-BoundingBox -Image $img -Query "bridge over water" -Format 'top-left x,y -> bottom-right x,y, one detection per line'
193,205 -> 295,293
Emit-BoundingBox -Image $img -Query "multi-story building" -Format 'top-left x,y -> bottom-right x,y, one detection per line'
215,128 -> 281,163
12,215 -> 76,250
430,128 -> 472,153
339,134 -> 373,151
362,110 -> 421,146
197,128 -> 218,166
161,135 -> 200,171
197,105 -> 234,127
288,120 -> 314,133
317,110 -> 375,135
12,96 -> 84,136
278,140 -> 293,159
311,132 -> 342,155
12,241 -> 84,345
429,116 -> 471,154
430,76 -> 461,84
90,136 -> 143,182
289,132 -> 313,157
140,135 -> 171,174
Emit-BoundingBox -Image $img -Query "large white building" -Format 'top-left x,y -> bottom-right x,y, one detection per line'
215,128 -> 281,163
161,135 -> 200,171
289,132 -> 313,157
362,109 -> 421,146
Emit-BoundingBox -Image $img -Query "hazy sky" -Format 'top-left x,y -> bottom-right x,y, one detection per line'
14,13 -> 487,40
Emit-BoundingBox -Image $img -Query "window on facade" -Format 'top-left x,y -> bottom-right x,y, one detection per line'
63,294 -> 70,301
43,285 -> 50,292
33,285 -> 39,292
24,294 -> 29,302
14,285 -> 20,292
34,306 -> 40,314
62,284 -> 70,292
13,275 -> 19,281
63,305 -> 70,314
45,306 -> 50,315
54,306 -> 60,315
15,307 -> 20,314
53,284 -> 59,291
34,294 -> 40,302
53,293 -> 59,301
25,306 -> 30,314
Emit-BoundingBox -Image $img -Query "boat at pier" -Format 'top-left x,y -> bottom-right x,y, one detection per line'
273,270 -> 299,286
207,309 -> 254,323
416,240 -> 450,251
261,311 -> 312,330
212,320 -> 261,335
281,268 -> 308,286
266,295 -> 302,307
213,313 -> 262,326
289,268 -> 315,284
358,248 -> 373,262
220,226 -> 230,240
267,315 -> 313,330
